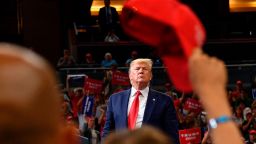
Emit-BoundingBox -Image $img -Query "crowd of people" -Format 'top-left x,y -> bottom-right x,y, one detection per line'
56,48 -> 256,144
61,76 -> 256,144
56,49 -> 162,68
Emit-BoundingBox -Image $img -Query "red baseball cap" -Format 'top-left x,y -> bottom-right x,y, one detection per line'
120,0 -> 206,92
249,130 -> 256,135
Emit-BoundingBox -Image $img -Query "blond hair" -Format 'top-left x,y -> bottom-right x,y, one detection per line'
129,58 -> 153,72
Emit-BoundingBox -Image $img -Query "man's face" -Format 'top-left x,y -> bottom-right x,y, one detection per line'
246,113 -> 253,120
105,54 -> 112,60
75,90 -> 83,97
129,62 -> 152,87
131,51 -> 138,59
104,0 -> 110,7
88,118 -> 95,128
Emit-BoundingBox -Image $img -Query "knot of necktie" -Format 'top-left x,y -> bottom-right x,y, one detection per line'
135,90 -> 141,98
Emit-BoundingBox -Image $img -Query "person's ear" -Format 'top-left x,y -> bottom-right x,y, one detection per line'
150,72 -> 153,80
129,70 -> 132,79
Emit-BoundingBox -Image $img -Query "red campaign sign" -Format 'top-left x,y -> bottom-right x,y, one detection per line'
184,98 -> 202,113
84,77 -> 103,94
111,72 -> 130,86
179,128 -> 201,144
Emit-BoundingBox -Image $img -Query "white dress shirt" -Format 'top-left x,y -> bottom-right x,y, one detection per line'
127,86 -> 149,128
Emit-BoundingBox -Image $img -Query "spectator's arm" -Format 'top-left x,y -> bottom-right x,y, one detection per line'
189,48 -> 243,144
201,131 -> 211,144
98,108 -> 106,125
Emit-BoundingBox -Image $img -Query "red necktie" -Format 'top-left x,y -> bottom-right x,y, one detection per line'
128,91 -> 141,129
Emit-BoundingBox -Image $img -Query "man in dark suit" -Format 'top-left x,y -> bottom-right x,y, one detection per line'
98,0 -> 119,38
102,58 -> 179,144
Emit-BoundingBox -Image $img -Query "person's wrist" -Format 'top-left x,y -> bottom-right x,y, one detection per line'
204,100 -> 232,119
196,85 -> 226,96
208,115 -> 234,129
197,87 -> 232,119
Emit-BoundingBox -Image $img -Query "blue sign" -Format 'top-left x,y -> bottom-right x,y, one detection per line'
82,95 -> 94,117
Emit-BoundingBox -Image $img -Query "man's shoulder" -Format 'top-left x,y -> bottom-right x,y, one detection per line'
150,88 -> 166,95
110,6 -> 118,11
150,89 -> 172,100
108,89 -> 130,104
110,6 -> 116,9
110,89 -> 129,98
99,7 -> 105,12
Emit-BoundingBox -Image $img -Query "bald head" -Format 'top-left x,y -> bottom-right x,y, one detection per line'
0,43 -> 62,143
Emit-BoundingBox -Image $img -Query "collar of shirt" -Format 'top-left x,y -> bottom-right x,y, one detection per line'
130,86 -> 149,98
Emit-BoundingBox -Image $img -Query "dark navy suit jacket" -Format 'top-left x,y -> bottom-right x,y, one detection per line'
102,88 -> 179,144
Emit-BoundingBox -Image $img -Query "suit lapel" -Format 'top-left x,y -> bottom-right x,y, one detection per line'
120,89 -> 131,126
143,88 -> 156,123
